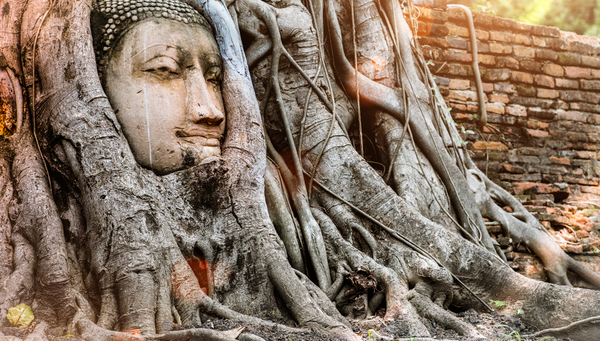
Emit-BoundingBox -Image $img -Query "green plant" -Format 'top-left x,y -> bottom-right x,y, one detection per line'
489,299 -> 506,308
367,329 -> 377,341
494,324 -> 522,341
475,0 -> 496,16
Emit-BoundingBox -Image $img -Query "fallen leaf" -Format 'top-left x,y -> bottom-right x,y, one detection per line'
6,303 -> 34,328
221,326 -> 245,339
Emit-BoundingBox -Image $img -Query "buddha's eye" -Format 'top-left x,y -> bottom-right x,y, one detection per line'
204,66 -> 221,85
141,57 -> 180,77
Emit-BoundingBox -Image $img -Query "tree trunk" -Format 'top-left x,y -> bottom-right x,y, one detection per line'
0,0 -> 599,340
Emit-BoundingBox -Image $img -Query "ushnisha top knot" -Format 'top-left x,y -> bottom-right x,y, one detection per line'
91,0 -> 211,74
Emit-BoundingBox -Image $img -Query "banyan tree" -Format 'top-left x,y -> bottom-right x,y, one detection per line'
1,0 -> 600,340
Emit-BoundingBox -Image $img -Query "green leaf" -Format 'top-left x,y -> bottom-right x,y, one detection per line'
466,130 -> 475,134
6,303 -> 34,328
490,299 -> 506,308
473,114 -> 478,119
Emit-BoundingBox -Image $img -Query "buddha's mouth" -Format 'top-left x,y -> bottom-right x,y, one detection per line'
176,128 -> 223,146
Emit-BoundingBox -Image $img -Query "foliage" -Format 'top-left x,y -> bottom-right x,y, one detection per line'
6,303 -> 34,328
448,0 -> 600,36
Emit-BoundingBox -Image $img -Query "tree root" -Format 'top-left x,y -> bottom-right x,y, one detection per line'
467,165 -> 600,288
529,315 -> 600,340
407,290 -> 481,337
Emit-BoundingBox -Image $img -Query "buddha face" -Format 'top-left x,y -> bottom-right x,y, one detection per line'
103,18 -> 225,175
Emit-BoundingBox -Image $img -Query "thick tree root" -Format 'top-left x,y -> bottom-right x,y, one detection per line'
77,319 -> 265,341
467,165 -> 600,288
529,315 -> 600,340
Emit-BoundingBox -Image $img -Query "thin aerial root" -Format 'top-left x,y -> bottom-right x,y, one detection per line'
529,315 -> 600,340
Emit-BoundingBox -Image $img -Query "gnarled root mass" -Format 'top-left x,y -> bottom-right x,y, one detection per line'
1,0 -> 600,340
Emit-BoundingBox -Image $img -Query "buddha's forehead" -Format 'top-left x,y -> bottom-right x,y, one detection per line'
120,18 -> 220,60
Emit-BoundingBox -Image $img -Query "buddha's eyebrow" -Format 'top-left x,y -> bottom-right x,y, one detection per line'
131,43 -> 179,61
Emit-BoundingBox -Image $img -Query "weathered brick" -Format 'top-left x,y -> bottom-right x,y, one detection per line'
521,119 -> 549,130
441,50 -> 473,62
418,37 -> 449,48
496,56 -> 519,69
531,25 -> 560,37
494,84 -> 516,93
448,90 -> 480,101
556,78 -> 579,89
489,43 -> 512,54
511,71 -> 534,84
581,80 -> 600,91
527,129 -> 549,138
446,37 -> 468,49
449,79 -> 470,90
534,74 -> 555,88
445,23 -> 469,37
535,48 -> 558,61
515,84 -> 537,97
586,113 -> 600,125
436,63 -> 473,77
557,52 -> 582,66
490,31 -> 515,43
520,60 -> 542,73
478,54 -> 496,66
582,55 -> 600,68
559,90 -> 586,102
489,94 -> 510,104
482,68 -> 511,82
472,141 -> 508,151
513,46 -> 535,58
549,156 -> 571,165
564,66 -> 592,79
514,34 -> 532,45
506,105 -> 527,117
557,111 -> 587,122
542,63 -> 564,77
482,83 -> 494,92
538,89 -> 559,99
532,36 -> 549,47
486,103 -> 505,114
512,97 -> 554,109
527,107 -> 557,119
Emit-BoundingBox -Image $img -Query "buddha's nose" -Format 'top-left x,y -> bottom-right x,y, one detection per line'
186,69 -> 224,126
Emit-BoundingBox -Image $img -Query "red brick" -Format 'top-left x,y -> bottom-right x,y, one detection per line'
486,103 -> 505,114
549,156 -> 571,165
506,105 -> 527,117
556,78 -> 579,89
494,84 -> 516,93
472,141 -> 509,151
534,74 -> 555,88
478,54 -> 496,66
523,120 -> 549,130
564,66 -> 592,79
511,71 -> 534,84
489,94 -> 510,104
441,50 -> 473,62
581,80 -> 600,91
446,23 -> 469,37
532,36 -> 548,47
592,69 -> 600,78
515,34 -> 532,45
527,129 -> 549,138
448,90 -> 480,101
489,43 -> 512,54
490,31 -> 515,43
482,83 -> 494,93
582,56 -> 600,68
538,89 -> 559,99
513,46 -> 535,58
542,63 -> 564,77
449,79 -> 470,90
557,110 -> 587,122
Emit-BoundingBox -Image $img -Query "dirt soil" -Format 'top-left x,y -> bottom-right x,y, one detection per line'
0,308 -> 573,340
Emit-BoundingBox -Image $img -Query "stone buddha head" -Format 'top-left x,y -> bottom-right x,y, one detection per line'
92,0 -> 225,175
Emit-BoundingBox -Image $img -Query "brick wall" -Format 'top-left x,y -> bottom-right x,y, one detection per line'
410,0 -> 600,276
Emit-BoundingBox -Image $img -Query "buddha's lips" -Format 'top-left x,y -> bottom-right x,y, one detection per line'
176,128 -> 223,141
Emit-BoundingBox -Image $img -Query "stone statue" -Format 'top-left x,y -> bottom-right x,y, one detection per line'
92,0 -> 226,174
